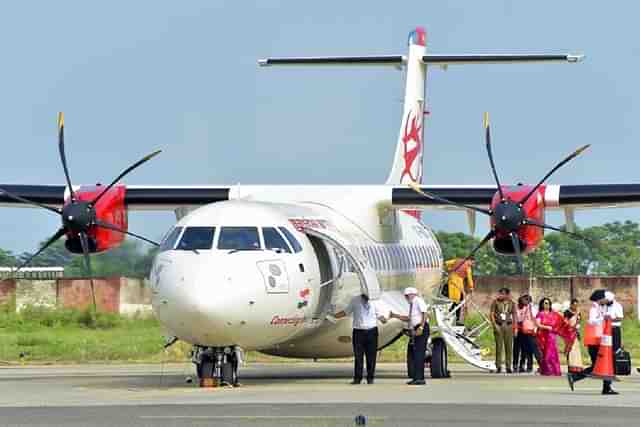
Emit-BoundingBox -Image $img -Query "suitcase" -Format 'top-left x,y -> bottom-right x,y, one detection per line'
615,349 -> 631,376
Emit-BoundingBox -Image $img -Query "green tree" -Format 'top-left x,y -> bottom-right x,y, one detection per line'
0,248 -> 17,267
18,239 -> 74,268
65,240 -> 154,278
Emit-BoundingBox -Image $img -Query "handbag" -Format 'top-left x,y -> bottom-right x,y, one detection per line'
522,319 -> 536,335
583,323 -> 603,346
567,341 -> 584,373
615,349 -> 632,376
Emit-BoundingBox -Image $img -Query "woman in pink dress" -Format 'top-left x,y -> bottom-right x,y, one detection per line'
535,298 -> 561,376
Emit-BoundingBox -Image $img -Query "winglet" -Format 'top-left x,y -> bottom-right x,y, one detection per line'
57,112 -> 64,130
483,112 -> 489,130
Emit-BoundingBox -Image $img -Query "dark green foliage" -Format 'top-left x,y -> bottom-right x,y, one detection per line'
437,220 -> 640,276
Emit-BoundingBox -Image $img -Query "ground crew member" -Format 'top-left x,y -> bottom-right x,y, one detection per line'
389,287 -> 429,385
605,291 -> 624,357
568,296 -> 618,395
334,293 -> 387,385
490,287 -> 517,374
444,257 -> 475,325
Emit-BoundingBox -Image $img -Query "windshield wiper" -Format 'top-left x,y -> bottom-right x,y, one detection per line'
228,248 -> 263,255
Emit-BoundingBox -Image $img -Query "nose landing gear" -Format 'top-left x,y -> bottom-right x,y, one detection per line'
192,345 -> 240,387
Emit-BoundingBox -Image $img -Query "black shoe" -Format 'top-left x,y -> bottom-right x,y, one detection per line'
367,379 -> 374,384
506,368 -> 513,374
518,366 -> 525,373
350,379 -> 362,385
567,373 -> 574,392
602,389 -> 619,395
410,380 -> 426,385
496,367 -> 502,374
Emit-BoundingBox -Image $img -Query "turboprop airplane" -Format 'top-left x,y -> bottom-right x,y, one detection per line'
3,27 -> 640,385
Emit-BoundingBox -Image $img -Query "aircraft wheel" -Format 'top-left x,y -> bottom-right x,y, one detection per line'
197,357 -> 215,379
430,337 -> 449,378
221,360 -> 234,385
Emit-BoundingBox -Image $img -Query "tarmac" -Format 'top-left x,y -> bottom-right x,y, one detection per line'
1,362 -> 639,426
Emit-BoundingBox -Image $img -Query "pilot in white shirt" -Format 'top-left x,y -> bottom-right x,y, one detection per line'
389,287 -> 429,385
334,294 -> 387,384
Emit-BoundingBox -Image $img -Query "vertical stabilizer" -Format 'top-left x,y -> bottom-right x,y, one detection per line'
386,28 -> 427,187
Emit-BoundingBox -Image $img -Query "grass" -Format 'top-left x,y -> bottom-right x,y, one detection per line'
1,302 -> 638,364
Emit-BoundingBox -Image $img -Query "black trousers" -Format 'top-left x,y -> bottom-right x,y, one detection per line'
612,326 -> 621,355
514,333 -> 542,371
352,327 -> 378,382
573,345 -> 612,391
407,323 -> 430,381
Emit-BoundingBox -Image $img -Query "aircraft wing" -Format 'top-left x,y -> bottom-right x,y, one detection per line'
391,184 -> 640,210
0,184 -> 231,211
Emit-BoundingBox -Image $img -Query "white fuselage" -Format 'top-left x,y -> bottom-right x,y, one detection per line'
150,189 -> 442,358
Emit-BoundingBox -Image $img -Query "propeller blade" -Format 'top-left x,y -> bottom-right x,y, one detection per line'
519,144 -> 591,205
0,188 -> 61,215
408,182 -> 492,216
446,230 -> 495,274
94,219 -> 160,246
510,232 -> 524,274
15,227 -> 67,272
79,232 -> 97,311
523,218 -> 592,242
91,150 -> 162,206
483,112 -> 505,201
57,112 -> 77,203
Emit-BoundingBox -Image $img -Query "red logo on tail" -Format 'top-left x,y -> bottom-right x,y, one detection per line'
401,110 -> 422,184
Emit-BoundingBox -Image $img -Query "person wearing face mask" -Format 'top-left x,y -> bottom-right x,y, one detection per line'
568,291 -> 618,395
604,292 -> 624,359
389,287 -> 429,385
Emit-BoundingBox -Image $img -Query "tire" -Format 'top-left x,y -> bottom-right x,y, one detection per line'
197,358 -> 215,379
430,337 -> 449,378
221,361 -> 234,384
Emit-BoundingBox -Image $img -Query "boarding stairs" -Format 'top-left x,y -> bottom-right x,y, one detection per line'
432,290 -> 496,372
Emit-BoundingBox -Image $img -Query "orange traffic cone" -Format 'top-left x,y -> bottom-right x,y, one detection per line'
591,318 -> 619,382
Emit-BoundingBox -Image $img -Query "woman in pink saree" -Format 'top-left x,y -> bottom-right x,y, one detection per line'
535,298 -> 561,376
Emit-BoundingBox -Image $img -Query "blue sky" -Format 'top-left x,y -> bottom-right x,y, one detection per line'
0,2 -> 639,254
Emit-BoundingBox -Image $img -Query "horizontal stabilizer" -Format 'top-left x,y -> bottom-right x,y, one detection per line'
258,55 -> 405,67
422,53 -> 583,65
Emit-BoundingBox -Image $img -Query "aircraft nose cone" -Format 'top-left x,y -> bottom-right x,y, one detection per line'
151,252 -> 280,347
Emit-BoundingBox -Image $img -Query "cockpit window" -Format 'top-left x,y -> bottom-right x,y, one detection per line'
263,227 -> 291,253
159,227 -> 183,252
176,227 -> 216,250
218,227 -> 261,250
278,227 -> 303,253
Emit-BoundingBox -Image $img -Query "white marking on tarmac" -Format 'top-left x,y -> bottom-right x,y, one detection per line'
140,416 -> 386,420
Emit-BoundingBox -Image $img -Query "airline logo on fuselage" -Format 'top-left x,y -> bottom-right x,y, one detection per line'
289,218 -> 329,232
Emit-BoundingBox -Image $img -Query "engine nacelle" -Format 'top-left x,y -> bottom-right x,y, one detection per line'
64,185 -> 128,253
490,184 -> 545,256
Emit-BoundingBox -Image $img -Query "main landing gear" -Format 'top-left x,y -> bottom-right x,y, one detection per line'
192,345 -> 240,387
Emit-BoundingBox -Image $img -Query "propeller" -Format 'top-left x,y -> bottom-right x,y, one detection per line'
4,113 -> 161,311
410,112 -> 591,274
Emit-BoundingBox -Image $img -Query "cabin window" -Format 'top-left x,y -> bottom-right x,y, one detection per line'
159,227 -> 183,252
218,227 -> 261,251
278,227 -> 303,253
263,227 -> 291,253
176,227 -> 216,250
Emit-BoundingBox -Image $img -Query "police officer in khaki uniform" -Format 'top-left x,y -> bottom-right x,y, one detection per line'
490,287 -> 517,373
